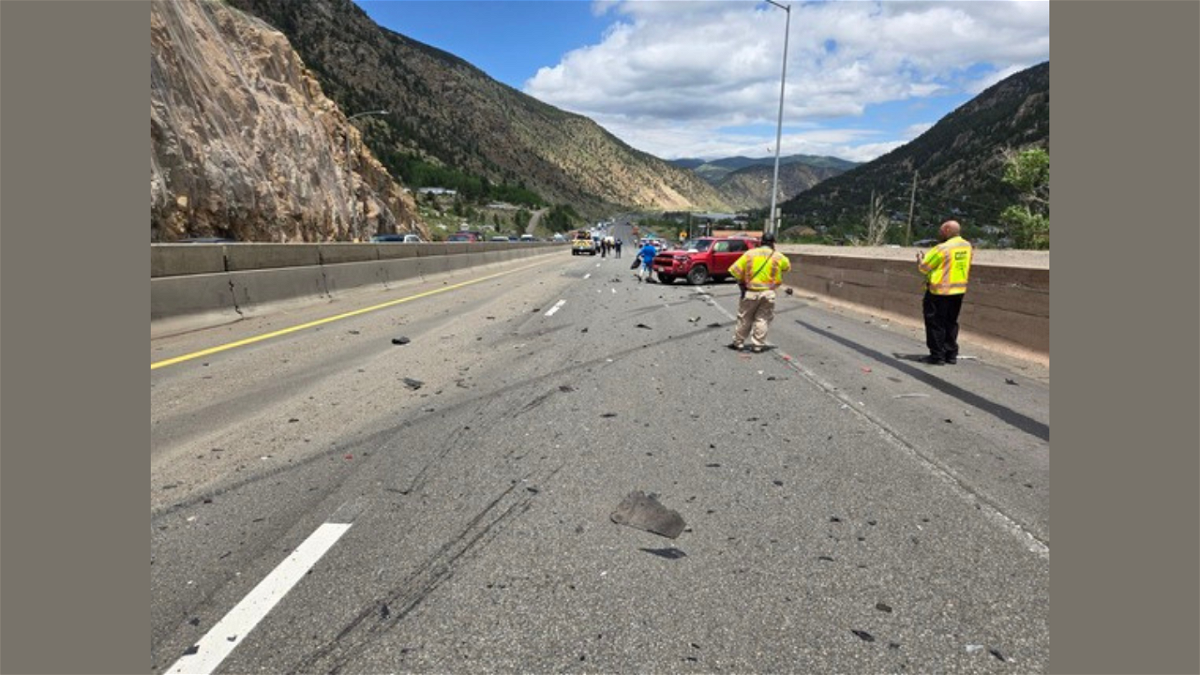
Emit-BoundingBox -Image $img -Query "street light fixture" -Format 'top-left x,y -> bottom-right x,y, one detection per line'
345,109 -> 388,241
764,0 -> 790,238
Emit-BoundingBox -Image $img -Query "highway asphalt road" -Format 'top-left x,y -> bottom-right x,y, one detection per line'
151,249 -> 1050,674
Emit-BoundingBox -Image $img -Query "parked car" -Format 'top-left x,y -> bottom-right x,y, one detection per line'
651,236 -> 759,285
491,236 -> 512,242
447,231 -> 484,243
519,234 -> 537,242
371,233 -> 423,243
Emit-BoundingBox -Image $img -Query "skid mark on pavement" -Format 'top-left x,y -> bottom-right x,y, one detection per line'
293,464 -> 563,674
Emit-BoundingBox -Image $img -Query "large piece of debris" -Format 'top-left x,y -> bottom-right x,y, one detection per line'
611,490 -> 686,539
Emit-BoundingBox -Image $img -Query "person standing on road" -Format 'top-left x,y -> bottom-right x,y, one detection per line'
728,233 -> 791,353
917,220 -> 973,365
637,240 -> 658,283
614,239 -> 623,259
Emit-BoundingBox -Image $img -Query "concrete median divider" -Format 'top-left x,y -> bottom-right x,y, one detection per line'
151,242 -> 567,330
151,245 -> 225,277
320,260 -> 388,298
225,243 -> 321,271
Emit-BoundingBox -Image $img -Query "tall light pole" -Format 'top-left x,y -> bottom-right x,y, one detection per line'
345,109 -> 388,241
765,0 -> 790,238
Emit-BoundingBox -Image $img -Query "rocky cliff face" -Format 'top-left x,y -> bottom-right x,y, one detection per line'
226,0 -> 731,217
150,0 -> 424,242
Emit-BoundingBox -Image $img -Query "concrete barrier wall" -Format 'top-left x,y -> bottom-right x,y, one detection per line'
150,242 -> 561,278
151,242 -> 1047,357
150,243 -> 565,322
784,253 -> 1049,356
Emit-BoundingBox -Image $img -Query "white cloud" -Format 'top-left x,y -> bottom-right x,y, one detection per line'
964,63 -> 1034,94
526,0 -> 1049,161
904,122 -> 936,139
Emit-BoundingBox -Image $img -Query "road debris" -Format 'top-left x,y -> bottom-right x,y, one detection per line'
402,378 -> 424,390
688,316 -> 701,323
851,630 -> 876,642
1005,378 -> 1019,385
391,336 -> 411,345
876,603 -> 893,613
611,490 -> 686,539
636,323 -> 652,330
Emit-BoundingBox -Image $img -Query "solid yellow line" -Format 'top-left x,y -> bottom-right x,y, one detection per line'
151,259 -> 550,370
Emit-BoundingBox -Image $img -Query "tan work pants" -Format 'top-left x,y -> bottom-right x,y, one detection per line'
733,289 -> 776,347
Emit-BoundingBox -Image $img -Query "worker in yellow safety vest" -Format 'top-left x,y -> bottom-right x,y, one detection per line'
727,233 -> 792,354
917,220 -> 973,365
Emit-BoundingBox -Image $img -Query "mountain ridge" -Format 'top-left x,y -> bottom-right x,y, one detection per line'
670,154 -> 859,210
777,61 -> 1049,242
227,0 -> 731,217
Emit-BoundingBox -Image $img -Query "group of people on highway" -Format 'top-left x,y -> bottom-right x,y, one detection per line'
604,220 -> 973,364
596,236 -> 622,258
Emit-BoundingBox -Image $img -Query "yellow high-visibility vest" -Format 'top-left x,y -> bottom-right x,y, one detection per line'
730,247 -> 792,291
919,236 -> 972,295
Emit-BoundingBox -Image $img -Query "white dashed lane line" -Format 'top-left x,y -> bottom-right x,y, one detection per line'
165,521 -> 354,675
544,299 -> 567,317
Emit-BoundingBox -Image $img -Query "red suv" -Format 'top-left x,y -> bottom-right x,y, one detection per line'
652,236 -> 760,285
447,231 -> 484,243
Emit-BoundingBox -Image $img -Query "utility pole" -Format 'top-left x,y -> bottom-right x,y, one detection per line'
905,170 -> 919,246
765,0 -> 791,238
345,109 -> 388,241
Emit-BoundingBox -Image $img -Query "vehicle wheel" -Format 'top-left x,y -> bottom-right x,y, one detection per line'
687,265 -> 709,285
658,273 -> 675,285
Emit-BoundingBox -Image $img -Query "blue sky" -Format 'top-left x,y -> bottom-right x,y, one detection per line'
355,1 -> 1049,163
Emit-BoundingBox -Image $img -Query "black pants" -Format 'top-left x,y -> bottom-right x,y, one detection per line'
923,292 -> 964,360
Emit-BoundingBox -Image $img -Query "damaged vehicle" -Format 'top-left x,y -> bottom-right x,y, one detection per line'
651,236 -> 759,285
